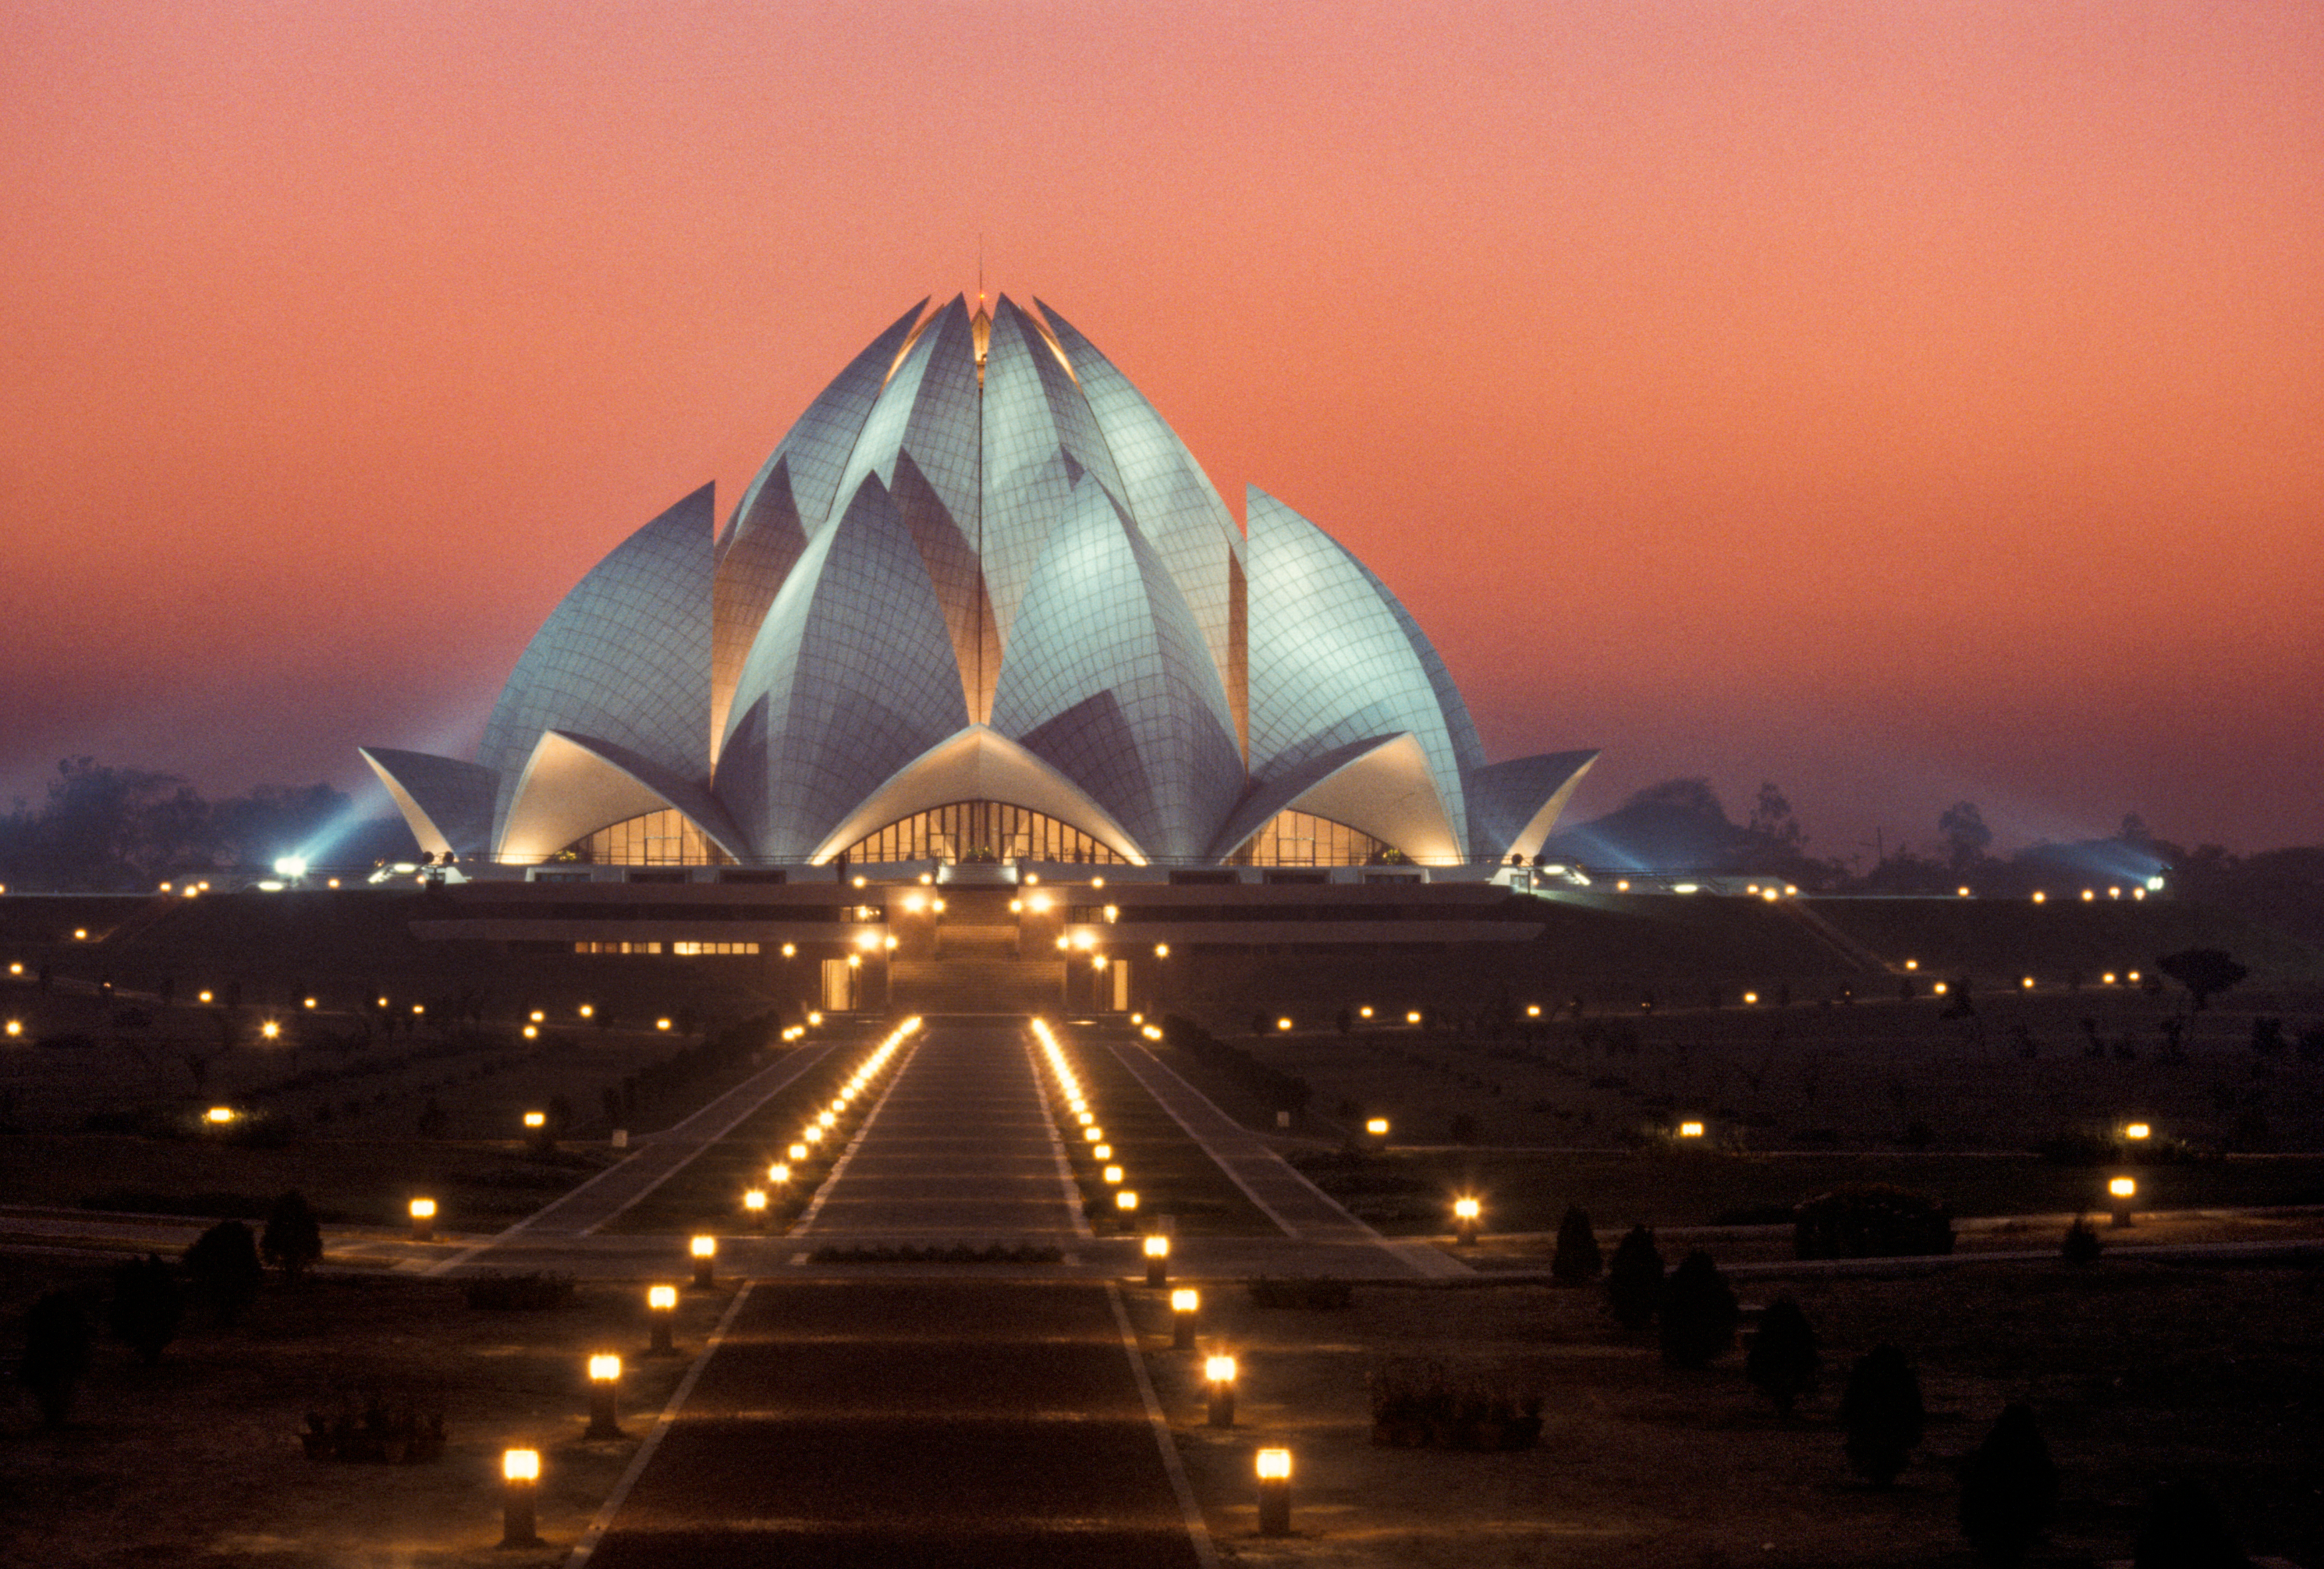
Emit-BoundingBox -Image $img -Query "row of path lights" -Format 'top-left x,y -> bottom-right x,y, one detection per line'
1150,1275 -> 1296,1534
1032,1017 -> 1144,1230
741,1017 -> 922,1232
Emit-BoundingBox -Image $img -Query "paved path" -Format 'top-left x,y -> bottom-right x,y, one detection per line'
577,1019 -> 1211,1567
1102,1035 -> 1471,1278
796,1024 -> 1085,1242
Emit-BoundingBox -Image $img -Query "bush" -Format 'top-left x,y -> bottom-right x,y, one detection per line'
458,1272 -> 577,1310
262,1190 -> 323,1280
1550,1205 -> 1602,1286
1840,1344 -> 1925,1485
1246,1276 -> 1355,1309
1158,1015 -> 1312,1118
1745,1297 -> 1821,1415
1604,1224 -> 1664,1331
1958,1402 -> 2059,1566
1795,1185 -> 1954,1260
184,1218 -> 264,1325
19,1290 -> 91,1428
107,1253 -> 183,1366
1658,1250 -> 1739,1368
2062,1215 -> 2104,1265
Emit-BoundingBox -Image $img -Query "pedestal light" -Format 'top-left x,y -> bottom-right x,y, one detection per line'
1205,1355 -> 1237,1427
408,1197 -> 436,1242
1115,1190 -> 1139,1227
523,1111 -> 547,1131
585,1355 -> 622,1439
2124,1122 -> 2152,1143
1365,1117 -> 1390,1147
1256,1447 -> 1293,1536
743,1188 -> 768,1228
501,1449 -> 542,1546
1170,1287 -> 1199,1350
1144,1232 -> 1170,1287
647,1285 -> 677,1355
2107,1175 -> 2137,1228
690,1234 -> 717,1288
1453,1196 -> 1481,1246
1678,1121 -> 1705,1139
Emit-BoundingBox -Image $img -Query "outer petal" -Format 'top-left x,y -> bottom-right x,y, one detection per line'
808,724 -> 1147,865
1245,487 -> 1471,843
1467,750 -> 1600,862
359,748 -> 496,858
476,484 -> 714,841
1035,299 -> 1247,747
499,730 -> 751,863
711,299 -> 927,748
714,473 -> 971,859
991,474 -> 1243,861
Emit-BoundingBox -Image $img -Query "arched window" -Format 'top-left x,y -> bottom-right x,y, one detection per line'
1229,809 -> 1397,867
557,809 -> 731,866
836,801 -> 1127,866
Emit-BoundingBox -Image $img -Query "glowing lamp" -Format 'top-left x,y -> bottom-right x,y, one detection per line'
1093,1144 -> 1111,1161
2125,1123 -> 2151,1141
1276,1017 -> 1293,1031
501,1449 -> 543,1546
1206,1353 -> 1237,1426
1453,1195 -> 1482,1244
1256,1447 -> 1293,1534
199,990 -> 214,1004
1103,1164 -> 1123,1185
2022,977 -> 2035,989
1170,1285 -> 1199,1347
529,1009 -> 544,1022
1678,1121 -> 1705,1139
782,944 -> 796,957
1454,1197 -> 1481,1219
1092,955 -> 1107,970
1144,1231 -> 1170,1285
3,1021 -> 19,1038
804,1125 -> 824,1144
656,1018 -> 673,1031
1028,892 -> 1052,913
1115,1189 -> 1139,1214
2127,971 -> 2141,983
1958,886 -> 1972,897
808,1011 -> 824,1025
1526,1004 -> 1541,1017
788,1143 -> 808,1162
260,1021 -> 280,1040
1358,1005 -> 1373,1019
2032,891 -> 2047,903
2109,1176 -> 2136,1198
1743,991 -> 1759,1005
690,1233 -> 717,1287
303,997 -> 317,1009
770,1163 -> 791,1184
743,1187 -> 767,1214
524,1111 -> 547,1129
1154,944 -> 1170,958
1142,1025 -> 1162,1040
2103,973 -> 2118,985
1084,1127 -> 1101,1142
1933,983 -> 1948,996
648,1283 -> 677,1354
523,1025 -> 539,1040
408,1197 -> 436,1240
1904,959 -> 1918,970
1406,1011 -> 1422,1025
1365,1117 -> 1389,1138
852,874 -> 867,888
72,929 -> 87,940
205,1106 -> 235,1125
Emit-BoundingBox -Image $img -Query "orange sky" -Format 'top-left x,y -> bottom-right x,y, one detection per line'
3,0 -> 2319,860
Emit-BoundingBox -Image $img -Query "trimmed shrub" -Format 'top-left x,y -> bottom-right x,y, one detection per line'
1550,1206 -> 1603,1286
1658,1250 -> 1739,1368
1840,1343 -> 1925,1485
1745,1296 -> 1821,1415
1795,1184 -> 1954,1260
1958,1402 -> 2059,1566
2062,1215 -> 2104,1265
184,1218 -> 264,1325
1605,1224 -> 1664,1331
107,1253 -> 183,1366
262,1191 -> 323,1280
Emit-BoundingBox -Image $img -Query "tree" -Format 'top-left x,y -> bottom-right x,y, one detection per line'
2155,949 -> 2248,1012
1658,1250 -> 1740,1368
1747,782 -> 1806,851
1840,1344 -> 1925,1485
20,1290 -> 92,1428
1550,1206 -> 1603,1286
184,1218 -> 264,1325
1745,1296 -> 1821,1414
107,1253 -> 183,1365
2133,1479 -> 2250,1569
261,1191 -> 323,1280
1958,1402 -> 2059,1566
1939,802 -> 1993,872
1604,1224 -> 1664,1331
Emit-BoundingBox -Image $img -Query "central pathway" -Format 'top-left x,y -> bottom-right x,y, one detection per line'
582,1020 -> 1209,1568
797,1023 -> 1084,1242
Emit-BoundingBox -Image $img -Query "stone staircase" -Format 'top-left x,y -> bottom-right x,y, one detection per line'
888,956 -> 1065,1014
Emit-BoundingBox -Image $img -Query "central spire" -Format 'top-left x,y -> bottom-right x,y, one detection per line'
972,294 -> 992,388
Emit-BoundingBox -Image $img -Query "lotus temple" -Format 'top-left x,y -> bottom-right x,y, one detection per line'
363,293 -> 1593,885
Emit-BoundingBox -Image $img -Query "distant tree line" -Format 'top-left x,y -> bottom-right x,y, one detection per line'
0,758 -> 414,891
